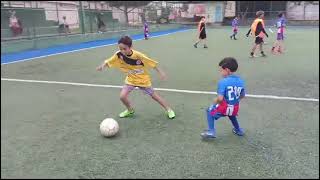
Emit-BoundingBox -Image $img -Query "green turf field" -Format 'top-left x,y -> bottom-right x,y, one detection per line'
1,27 -> 319,178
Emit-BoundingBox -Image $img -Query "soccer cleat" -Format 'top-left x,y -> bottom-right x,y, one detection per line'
250,52 -> 260,58
232,128 -> 245,136
193,44 -> 197,48
261,53 -> 267,57
119,109 -> 134,118
234,38 -> 237,40
201,130 -> 216,139
204,45 -> 208,48
167,109 -> 175,119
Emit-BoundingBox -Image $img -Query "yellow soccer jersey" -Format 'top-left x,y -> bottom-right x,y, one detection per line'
104,50 -> 158,87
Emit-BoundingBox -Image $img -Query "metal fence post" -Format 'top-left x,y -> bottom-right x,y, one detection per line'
79,1 -> 86,34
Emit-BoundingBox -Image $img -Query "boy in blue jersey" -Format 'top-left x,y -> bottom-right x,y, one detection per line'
201,57 -> 245,139
271,12 -> 286,54
230,15 -> 240,40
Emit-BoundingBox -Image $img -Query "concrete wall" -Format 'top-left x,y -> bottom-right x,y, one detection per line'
177,2 -> 225,23
286,1 -> 319,20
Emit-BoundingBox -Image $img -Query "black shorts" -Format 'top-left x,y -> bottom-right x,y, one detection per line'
255,37 -> 264,44
199,32 -> 206,39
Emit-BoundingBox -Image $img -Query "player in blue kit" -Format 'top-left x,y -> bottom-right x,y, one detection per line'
271,12 -> 286,54
230,15 -> 240,40
144,21 -> 149,40
201,57 -> 246,139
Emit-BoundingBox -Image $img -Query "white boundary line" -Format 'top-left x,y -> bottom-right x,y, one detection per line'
1,78 -> 318,102
1,29 -> 191,65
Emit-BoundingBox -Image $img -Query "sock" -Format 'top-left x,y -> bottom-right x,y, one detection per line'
206,109 -> 215,132
250,52 -> 254,56
229,116 -> 240,130
278,47 -> 282,52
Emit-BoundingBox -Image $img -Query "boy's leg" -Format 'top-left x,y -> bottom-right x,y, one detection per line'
230,31 -> 234,39
259,43 -> 264,54
203,38 -> 208,48
250,44 -> 258,57
259,42 -> 266,57
144,32 -> 149,39
201,105 -> 224,139
272,40 -> 279,52
278,40 -> 284,53
119,85 -> 135,118
228,116 -> 244,136
233,29 -> 238,40
149,90 -> 175,119
251,37 -> 263,57
194,39 -> 201,48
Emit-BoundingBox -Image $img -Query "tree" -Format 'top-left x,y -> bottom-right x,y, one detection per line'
107,1 -> 152,24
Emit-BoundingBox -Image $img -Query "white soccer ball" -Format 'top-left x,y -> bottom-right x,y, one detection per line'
99,118 -> 119,137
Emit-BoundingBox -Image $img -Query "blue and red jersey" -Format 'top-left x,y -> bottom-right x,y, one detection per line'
211,74 -> 245,116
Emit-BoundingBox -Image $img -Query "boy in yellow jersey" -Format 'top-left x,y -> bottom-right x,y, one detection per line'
246,10 -> 269,58
96,36 -> 175,119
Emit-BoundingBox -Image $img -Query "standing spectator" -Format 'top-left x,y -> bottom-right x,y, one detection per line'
58,16 -> 70,34
9,11 -> 23,37
97,13 -> 106,33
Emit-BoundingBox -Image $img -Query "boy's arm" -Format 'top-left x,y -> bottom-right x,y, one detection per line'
96,61 -> 109,71
246,28 -> 251,37
96,53 -> 118,71
239,88 -> 245,100
154,66 -> 167,81
138,52 -> 166,80
198,23 -> 203,36
213,95 -> 224,104
214,80 -> 225,104
257,22 -> 268,37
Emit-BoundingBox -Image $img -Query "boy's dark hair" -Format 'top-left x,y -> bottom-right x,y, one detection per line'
278,12 -> 284,18
256,10 -> 264,17
118,36 -> 132,47
219,57 -> 238,72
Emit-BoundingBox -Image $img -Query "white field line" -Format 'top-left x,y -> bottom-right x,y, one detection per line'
1,78 -> 318,102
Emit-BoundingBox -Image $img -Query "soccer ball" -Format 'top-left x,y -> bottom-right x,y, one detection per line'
99,118 -> 119,137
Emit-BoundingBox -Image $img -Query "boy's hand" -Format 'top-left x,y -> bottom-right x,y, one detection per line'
96,65 -> 104,71
159,72 -> 167,81
154,66 -> 167,81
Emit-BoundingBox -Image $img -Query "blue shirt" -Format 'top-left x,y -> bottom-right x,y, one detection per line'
276,17 -> 286,28
217,74 -> 245,105
232,18 -> 238,27
144,22 -> 148,30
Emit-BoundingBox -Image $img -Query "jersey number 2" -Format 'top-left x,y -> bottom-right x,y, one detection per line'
227,86 -> 242,101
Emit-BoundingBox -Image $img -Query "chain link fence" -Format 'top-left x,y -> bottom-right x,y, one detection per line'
1,1 -> 318,54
